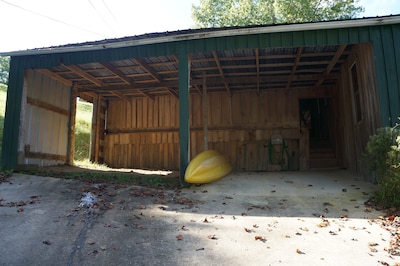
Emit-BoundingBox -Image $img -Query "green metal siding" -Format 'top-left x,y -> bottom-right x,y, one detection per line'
1,57 -> 25,169
3,23 -> 400,169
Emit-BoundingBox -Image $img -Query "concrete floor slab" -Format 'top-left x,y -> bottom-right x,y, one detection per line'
0,170 -> 399,265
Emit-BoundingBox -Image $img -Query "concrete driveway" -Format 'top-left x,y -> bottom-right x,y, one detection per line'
0,170 -> 399,265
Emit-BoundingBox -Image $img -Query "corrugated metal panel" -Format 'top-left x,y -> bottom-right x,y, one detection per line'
1,57 -> 25,168
23,70 -> 70,165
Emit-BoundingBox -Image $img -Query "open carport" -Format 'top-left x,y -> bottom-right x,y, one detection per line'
2,15 -> 400,183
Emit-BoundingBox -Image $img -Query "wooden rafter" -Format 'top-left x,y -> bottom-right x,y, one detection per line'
136,58 -> 162,82
212,51 -> 231,96
166,88 -> 179,99
100,62 -> 154,100
79,73 -> 340,94
38,44 -> 352,99
286,47 -> 304,90
194,85 -> 202,95
62,64 -> 104,87
36,69 -> 73,87
314,45 -> 347,87
100,62 -> 134,86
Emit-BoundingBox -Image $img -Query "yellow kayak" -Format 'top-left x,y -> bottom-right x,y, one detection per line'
184,150 -> 232,184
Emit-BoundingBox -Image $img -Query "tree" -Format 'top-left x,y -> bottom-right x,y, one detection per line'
0,56 -> 10,85
192,0 -> 364,28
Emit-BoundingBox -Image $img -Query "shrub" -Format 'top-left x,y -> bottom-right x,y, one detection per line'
365,125 -> 400,207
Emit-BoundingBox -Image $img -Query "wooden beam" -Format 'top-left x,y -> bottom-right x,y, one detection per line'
166,87 -> 179,99
94,94 -> 102,162
314,45 -> 347,87
202,73 -> 208,150
286,47 -> 303,90
67,85 -> 78,165
62,64 -> 104,87
194,85 -> 202,95
78,73 -> 340,94
27,97 -> 70,117
136,58 -> 162,82
36,69 -> 73,87
212,51 -> 231,96
100,62 -> 134,86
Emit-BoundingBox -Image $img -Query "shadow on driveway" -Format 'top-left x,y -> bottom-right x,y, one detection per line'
0,170 -> 398,265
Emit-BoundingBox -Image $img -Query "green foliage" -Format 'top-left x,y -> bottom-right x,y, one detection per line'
365,125 -> 400,207
0,56 -> 10,85
192,0 -> 364,28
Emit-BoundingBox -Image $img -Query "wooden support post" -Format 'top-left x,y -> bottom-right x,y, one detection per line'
178,51 -> 190,185
92,94 -> 102,162
67,85 -> 78,165
202,73 -> 208,150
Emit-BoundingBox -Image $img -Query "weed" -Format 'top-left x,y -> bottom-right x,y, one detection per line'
365,124 -> 400,207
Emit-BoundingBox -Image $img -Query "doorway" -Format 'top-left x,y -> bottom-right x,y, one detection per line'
299,98 -> 337,168
300,98 -> 332,145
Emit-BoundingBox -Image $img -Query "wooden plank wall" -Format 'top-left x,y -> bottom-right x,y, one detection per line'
105,86 -> 336,171
338,43 -> 381,179
21,69 -> 71,165
105,96 -> 179,169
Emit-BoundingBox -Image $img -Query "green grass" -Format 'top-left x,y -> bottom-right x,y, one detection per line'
74,99 -> 92,161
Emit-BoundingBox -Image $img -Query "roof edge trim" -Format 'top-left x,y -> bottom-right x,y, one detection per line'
3,15 -> 400,57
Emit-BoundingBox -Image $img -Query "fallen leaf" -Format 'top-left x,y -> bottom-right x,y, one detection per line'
176,234 -> 184,240
296,248 -> 305,254
244,227 -> 253,233
317,220 -> 329,228
253,224 -> 259,228
255,236 -> 266,242
370,247 -> 378,253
